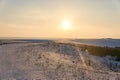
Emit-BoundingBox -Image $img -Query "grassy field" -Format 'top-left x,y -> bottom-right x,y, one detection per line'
1,40 -> 120,61
57,42 -> 120,61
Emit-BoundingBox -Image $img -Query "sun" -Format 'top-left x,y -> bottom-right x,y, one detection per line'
63,19 -> 71,30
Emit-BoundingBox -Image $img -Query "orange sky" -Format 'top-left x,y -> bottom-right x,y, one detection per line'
0,0 -> 120,38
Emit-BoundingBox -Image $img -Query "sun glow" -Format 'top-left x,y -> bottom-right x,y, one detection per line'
63,19 -> 71,30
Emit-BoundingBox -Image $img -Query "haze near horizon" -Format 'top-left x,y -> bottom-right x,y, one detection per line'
0,0 -> 120,38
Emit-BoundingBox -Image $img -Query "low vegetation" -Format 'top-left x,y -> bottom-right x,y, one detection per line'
78,45 -> 120,61
56,42 -> 120,61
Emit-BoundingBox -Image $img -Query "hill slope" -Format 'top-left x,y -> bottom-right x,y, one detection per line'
0,41 -> 120,80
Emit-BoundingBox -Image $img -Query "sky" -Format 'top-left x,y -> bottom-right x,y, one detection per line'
0,0 -> 120,38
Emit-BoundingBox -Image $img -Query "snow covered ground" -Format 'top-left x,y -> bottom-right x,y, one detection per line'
72,39 -> 120,47
0,40 -> 120,80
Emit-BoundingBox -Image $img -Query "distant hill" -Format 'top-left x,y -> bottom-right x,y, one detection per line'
72,39 -> 120,47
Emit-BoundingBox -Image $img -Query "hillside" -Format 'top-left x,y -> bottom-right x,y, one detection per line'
0,40 -> 120,80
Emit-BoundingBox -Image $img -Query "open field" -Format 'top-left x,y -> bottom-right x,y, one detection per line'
0,39 -> 120,80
